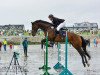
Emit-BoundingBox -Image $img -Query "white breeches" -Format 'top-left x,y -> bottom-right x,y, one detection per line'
57,21 -> 66,31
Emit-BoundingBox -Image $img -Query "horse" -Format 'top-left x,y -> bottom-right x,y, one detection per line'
31,20 -> 91,67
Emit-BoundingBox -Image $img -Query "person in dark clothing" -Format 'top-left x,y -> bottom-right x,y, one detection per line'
22,38 -> 28,57
0,41 -> 2,51
48,14 -> 66,34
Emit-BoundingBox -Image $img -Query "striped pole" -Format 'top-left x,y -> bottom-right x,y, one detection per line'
58,43 -> 61,62
53,42 -> 64,71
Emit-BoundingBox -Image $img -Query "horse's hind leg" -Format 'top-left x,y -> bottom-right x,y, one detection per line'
76,47 -> 87,67
82,46 -> 91,60
79,48 -> 90,67
82,49 -> 90,67
81,36 -> 91,60
82,47 -> 90,67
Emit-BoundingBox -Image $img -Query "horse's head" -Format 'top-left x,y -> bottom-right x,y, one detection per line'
31,20 -> 40,36
31,20 -> 53,36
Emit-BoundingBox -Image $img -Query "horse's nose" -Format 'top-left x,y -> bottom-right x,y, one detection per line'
32,32 -> 35,36
32,30 -> 36,36
32,34 -> 34,36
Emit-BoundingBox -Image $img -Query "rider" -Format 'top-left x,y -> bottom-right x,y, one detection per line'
48,14 -> 66,34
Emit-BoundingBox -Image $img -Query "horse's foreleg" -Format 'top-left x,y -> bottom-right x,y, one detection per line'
41,39 -> 46,49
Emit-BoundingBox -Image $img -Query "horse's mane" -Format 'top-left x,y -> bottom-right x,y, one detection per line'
32,20 -> 54,26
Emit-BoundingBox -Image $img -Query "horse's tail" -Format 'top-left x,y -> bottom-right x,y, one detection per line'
85,39 -> 90,46
80,36 -> 91,60
80,36 -> 90,47
80,36 -> 87,47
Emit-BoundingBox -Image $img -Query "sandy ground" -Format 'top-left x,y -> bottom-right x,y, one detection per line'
0,43 -> 100,75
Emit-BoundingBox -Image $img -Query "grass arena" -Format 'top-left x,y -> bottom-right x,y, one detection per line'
0,43 -> 100,75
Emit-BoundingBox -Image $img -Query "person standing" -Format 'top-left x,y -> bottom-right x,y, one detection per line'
94,38 -> 98,47
9,42 -> 13,50
22,38 -> 28,57
0,41 -> 2,51
3,39 -> 7,51
88,39 -> 90,47
96,39 -> 98,47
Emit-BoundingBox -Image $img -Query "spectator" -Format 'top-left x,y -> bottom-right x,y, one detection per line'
9,42 -> 13,50
94,38 -> 96,47
0,41 -> 2,51
96,39 -> 98,47
22,38 -> 28,57
94,38 -> 98,47
3,39 -> 7,51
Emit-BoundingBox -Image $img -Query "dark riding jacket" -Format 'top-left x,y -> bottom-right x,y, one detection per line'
51,17 -> 65,28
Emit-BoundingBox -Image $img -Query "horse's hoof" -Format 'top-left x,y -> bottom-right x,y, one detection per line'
88,57 -> 91,60
83,64 -> 86,67
87,63 -> 90,67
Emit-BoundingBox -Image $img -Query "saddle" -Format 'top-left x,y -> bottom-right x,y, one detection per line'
55,28 -> 66,37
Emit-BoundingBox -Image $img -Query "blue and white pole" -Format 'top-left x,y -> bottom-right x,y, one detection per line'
53,42 -> 64,71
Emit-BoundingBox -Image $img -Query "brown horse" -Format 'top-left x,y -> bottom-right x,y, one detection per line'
31,20 -> 91,67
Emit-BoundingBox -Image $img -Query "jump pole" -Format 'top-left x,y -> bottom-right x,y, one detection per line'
53,42 -> 64,71
59,32 -> 73,75
39,32 -> 51,75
